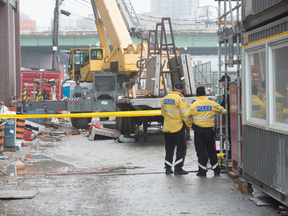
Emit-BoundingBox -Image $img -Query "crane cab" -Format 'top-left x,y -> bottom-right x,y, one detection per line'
68,47 -> 104,82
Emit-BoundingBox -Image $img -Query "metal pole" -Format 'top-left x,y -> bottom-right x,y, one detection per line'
218,0 -> 223,155
52,0 -> 59,71
228,0 -> 235,33
224,0 -> 230,169
236,0 -> 242,175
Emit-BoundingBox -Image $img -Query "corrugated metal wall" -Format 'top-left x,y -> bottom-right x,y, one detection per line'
243,0 -> 283,19
244,16 -> 288,45
252,0 -> 282,15
242,125 -> 288,197
242,0 -> 288,32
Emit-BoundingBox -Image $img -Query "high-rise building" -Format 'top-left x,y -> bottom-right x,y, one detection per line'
59,14 -> 76,31
150,0 -> 199,20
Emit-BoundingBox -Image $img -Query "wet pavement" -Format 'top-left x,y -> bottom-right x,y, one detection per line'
0,121 -> 279,215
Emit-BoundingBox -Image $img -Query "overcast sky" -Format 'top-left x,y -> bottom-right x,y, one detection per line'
20,0 -> 220,27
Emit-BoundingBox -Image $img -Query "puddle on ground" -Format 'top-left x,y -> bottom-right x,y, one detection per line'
2,140 -> 75,177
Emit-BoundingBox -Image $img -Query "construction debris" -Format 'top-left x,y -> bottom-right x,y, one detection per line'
65,129 -> 81,135
89,124 -> 121,141
21,141 -> 33,146
44,121 -> 60,129
25,120 -> 45,136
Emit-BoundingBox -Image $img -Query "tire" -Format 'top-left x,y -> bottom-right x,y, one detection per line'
116,107 -> 142,135
71,117 -> 92,129
99,117 -> 109,121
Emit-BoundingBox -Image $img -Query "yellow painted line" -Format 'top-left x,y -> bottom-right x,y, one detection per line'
0,110 -> 162,119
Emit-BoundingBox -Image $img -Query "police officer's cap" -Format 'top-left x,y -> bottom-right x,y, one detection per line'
174,82 -> 184,89
0,101 -> 3,105
219,75 -> 231,82
196,86 -> 206,96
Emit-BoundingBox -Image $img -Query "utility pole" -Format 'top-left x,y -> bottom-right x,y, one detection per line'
52,0 -> 59,71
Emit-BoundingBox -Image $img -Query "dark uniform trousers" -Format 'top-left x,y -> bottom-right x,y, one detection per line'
193,125 -> 219,174
164,127 -> 187,170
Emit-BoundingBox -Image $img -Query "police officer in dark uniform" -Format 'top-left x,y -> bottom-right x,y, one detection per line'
183,86 -> 227,177
161,82 -> 189,175
219,75 -> 231,157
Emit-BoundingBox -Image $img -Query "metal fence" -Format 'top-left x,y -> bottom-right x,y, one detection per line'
192,61 -> 217,95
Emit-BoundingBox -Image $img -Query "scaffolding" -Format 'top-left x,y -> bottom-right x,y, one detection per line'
217,0 -> 242,172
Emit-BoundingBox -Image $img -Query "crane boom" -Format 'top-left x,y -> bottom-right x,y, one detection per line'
116,0 -> 144,39
93,0 -> 133,49
68,0 -> 147,83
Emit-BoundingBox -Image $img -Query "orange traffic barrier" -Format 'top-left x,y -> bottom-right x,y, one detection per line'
8,107 -> 17,112
16,118 -> 25,140
56,111 -> 63,123
0,123 -> 4,155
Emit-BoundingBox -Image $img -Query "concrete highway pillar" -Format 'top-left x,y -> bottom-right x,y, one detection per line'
0,1 -> 12,105
0,0 -> 20,106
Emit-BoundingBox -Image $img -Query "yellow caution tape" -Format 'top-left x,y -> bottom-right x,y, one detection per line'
0,110 -> 162,119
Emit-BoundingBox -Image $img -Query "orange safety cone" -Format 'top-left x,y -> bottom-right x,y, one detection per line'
0,122 -> 8,159
16,118 -> 25,140
56,111 -> 63,123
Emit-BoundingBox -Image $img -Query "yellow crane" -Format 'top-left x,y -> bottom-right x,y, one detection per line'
67,0 -> 147,83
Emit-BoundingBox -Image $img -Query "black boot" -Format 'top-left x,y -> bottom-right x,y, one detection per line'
165,167 -> 173,174
214,166 -> 221,176
196,172 -> 206,177
174,168 -> 188,175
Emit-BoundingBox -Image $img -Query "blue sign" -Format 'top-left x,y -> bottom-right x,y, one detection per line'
197,106 -> 212,112
164,99 -> 175,105
252,105 -> 261,111
276,97 -> 283,103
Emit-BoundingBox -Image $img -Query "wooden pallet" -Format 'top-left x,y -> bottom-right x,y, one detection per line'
128,89 -> 153,99
21,141 -> 33,147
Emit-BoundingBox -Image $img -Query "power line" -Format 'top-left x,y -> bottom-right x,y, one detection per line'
64,0 -> 92,11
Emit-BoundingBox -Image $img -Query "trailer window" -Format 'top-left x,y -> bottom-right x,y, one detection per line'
68,52 -> 73,71
74,51 -> 80,65
91,49 -> 103,60
80,50 -> 89,67
271,45 -> 288,124
248,51 -> 266,120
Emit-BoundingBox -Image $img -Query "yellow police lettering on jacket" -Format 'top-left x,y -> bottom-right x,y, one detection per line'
252,95 -> 266,119
161,91 -> 188,133
183,96 -> 227,128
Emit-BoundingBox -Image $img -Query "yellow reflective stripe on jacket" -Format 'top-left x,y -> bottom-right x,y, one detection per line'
162,109 -> 186,114
193,116 -> 214,120
161,91 -> 188,133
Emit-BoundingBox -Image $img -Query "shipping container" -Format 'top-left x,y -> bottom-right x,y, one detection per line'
20,70 -> 64,101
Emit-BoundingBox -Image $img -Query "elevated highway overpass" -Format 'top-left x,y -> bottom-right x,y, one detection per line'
21,30 -> 220,70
